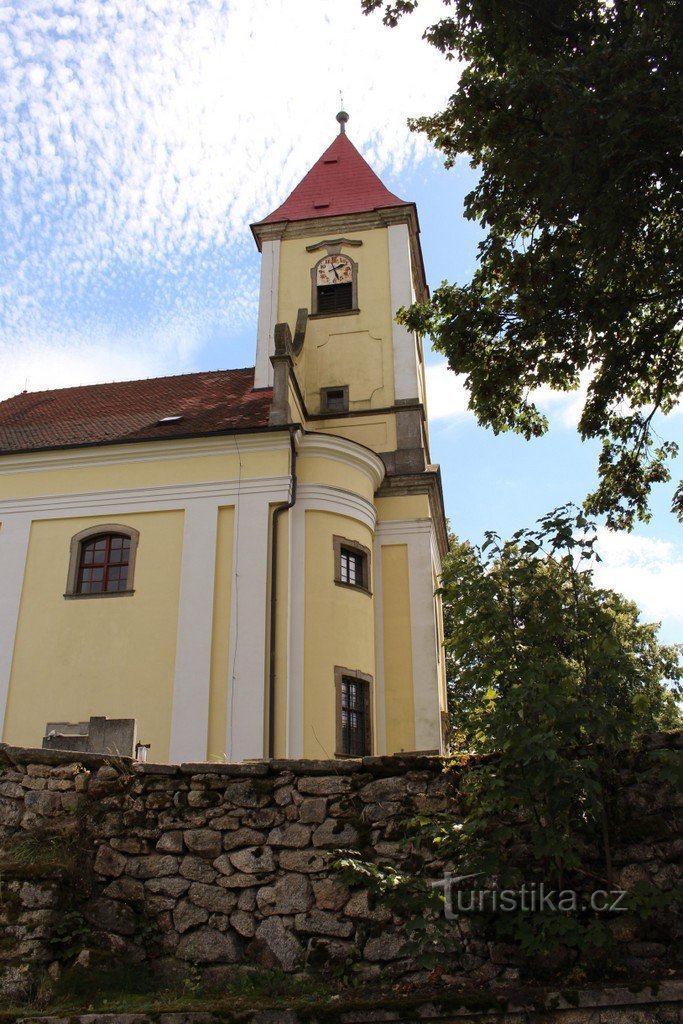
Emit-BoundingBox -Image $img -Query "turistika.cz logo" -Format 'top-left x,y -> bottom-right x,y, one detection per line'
432,873 -> 628,918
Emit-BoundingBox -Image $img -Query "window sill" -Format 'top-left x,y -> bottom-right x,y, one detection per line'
64,590 -> 135,600
309,309 -> 360,320
334,579 -> 372,597
334,751 -> 368,760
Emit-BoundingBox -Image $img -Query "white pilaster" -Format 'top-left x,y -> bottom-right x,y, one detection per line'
226,492 -> 272,761
0,516 -> 31,739
168,500 -> 219,762
287,501 -> 305,759
254,238 -> 281,389
375,519 -> 442,752
372,532 -> 388,755
387,222 -> 419,403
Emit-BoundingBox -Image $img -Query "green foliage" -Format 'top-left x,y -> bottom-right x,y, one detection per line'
48,910 -> 91,964
362,0 -> 683,529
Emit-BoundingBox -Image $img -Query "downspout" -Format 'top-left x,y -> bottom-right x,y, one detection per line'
268,427 -> 298,758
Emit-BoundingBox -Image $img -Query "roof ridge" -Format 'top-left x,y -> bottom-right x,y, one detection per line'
6,366 -> 258,401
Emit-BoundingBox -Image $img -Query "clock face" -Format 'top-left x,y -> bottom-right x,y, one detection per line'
316,254 -> 353,286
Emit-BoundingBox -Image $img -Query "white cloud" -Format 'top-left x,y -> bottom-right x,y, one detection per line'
594,528 -> 683,625
425,361 -> 472,422
0,0 -> 461,386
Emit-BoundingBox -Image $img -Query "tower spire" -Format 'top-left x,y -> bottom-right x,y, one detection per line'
336,109 -> 349,135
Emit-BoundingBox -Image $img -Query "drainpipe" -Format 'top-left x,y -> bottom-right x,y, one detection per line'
268,427 -> 298,758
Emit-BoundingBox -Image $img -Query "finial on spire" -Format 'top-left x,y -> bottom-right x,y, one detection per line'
336,109 -> 349,134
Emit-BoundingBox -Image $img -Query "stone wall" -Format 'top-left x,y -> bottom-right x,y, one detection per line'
0,737 -> 680,1003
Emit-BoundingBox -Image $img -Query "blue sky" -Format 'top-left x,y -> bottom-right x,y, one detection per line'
1,0 -> 681,642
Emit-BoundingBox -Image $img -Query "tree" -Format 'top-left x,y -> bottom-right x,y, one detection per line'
363,0 -> 683,529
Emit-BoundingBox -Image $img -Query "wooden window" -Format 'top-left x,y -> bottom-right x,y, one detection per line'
335,667 -> 372,757
65,525 -> 139,599
321,386 -> 348,414
333,535 -> 371,594
317,281 -> 352,314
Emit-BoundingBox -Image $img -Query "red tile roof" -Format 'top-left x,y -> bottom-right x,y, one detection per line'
0,368 -> 273,454
255,133 -> 409,225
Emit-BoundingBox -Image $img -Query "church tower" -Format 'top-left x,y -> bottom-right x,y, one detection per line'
251,113 -> 448,757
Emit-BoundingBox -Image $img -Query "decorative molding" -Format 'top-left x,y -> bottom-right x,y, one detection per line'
0,476 -> 292,517
296,484 -> 377,532
0,432 -> 293,477
305,238 -> 363,253
298,433 -> 385,492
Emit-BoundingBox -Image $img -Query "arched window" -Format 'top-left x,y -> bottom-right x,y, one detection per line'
65,525 -> 139,598
311,254 -> 358,316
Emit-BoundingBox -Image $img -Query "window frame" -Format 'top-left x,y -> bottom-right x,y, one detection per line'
333,534 -> 371,595
334,667 -> 373,758
309,254 -> 359,318
320,385 -> 349,415
64,525 -> 139,599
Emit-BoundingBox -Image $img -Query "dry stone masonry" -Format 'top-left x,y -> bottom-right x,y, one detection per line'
0,737 -> 680,1005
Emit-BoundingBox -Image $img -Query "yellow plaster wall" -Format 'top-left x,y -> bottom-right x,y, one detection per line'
309,417 -> 395,453
302,510 -> 375,758
381,544 -> 416,753
4,510 -> 183,759
375,495 -> 431,522
0,443 -> 291,500
277,229 -> 395,414
207,506 -> 234,761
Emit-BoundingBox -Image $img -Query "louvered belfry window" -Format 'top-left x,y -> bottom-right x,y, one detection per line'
316,281 -> 353,314
76,534 -> 131,594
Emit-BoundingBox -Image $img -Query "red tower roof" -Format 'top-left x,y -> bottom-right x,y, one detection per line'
255,132 -> 409,226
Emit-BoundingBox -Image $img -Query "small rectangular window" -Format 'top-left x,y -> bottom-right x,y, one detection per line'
333,535 -> 371,594
321,386 -> 348,414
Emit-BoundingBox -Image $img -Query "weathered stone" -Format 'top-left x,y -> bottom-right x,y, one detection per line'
230,910 -> 256,938
229,846 -> 276,874
0,782 -> 24,798
267,824 -> 311,848
126,854 -> 179,879
0,797 -> 22,826
189,881 -> 237,914
173,899 -> 209,934
359,777 -> 407,803
183,829 -> 222,859
111,837 -> 147,854
156,831 -> 185,854
364,801 -> 401,822
297,776 -> 351,796
82,897 -> 136,936
299,798 -> 327,824
293,910 -> 353,937
94,844 -> 127,877
344,889 -> 391,922
19,883 -> 58,909
179,856 -> 218,883
278,849 -> 330,873
311,819 -> 358,848
364,932 -> 406,961
274,785 -> 293,806
103,877 -> 145,902
222,828 -> 267,851
312,878 -> 348,911
219,871 -> 275,889
212,853 -> 235,876
257,873 -> 311,915
176,927 -> 240,963
238,888 -> 257,911
144,877 -> 191,898
146,893 -> 176,914
242,808 -> 281,828
23,790 -> 63,816
251,916 -> 304,972
223,781 -> 270,807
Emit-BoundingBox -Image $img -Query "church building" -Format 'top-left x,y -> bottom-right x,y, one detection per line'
0,113 -> 448,764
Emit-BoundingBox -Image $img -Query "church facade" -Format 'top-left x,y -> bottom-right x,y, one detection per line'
0,116 -> 448,764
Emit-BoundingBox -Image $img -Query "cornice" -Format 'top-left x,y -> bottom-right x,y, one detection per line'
298,432 -> 386,492
0,431 -> 294,476
251,206 -> 419,250
0,475 -> 293,517
296,483 -> 377,532
377,467 -> 448,560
